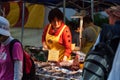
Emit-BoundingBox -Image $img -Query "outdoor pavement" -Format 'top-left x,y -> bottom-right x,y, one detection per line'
10,27 -> 44,47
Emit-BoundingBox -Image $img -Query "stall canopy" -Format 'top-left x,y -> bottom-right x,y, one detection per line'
1,0 -> 120,8
1,0 -> 120,13
23,0 -> 120,10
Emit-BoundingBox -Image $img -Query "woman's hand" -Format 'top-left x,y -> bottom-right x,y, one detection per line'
63,56 -> 68,61
42,42 -> 48,50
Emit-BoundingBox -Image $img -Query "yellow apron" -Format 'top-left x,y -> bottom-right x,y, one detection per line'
46,24 -> 66,61
81,26 -> 100,54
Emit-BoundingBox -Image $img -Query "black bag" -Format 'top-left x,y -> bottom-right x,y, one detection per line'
82,25 -> 120,80
9,39 -> 35,80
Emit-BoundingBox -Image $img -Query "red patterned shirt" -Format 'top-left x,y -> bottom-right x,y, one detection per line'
42,23 -> 72,57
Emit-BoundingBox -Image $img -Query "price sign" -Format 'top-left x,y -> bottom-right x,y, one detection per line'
48,50 -> 59,61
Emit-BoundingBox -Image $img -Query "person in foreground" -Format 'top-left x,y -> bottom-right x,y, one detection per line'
93,6 -> 120,80
42,8 -> 72,62
106,5 -> 120,80
0,16 -> 23,80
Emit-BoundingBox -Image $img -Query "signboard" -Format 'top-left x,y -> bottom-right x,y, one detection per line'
48,50 -> 59,61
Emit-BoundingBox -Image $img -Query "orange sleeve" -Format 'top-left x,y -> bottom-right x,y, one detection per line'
62,26 -> 72,57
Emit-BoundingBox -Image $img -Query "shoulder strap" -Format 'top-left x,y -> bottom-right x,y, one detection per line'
100,24 -> 113,42
89,26 -> 100,38
57,25 -> 66,38
89,26 -> 97,35
9,39 -> 22,60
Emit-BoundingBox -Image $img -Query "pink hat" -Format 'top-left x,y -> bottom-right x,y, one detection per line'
105,6 -> 120,18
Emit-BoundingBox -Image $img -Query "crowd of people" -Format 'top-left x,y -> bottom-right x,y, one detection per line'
0,5 -> 120,80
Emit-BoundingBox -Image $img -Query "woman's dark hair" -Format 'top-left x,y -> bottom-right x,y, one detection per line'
48,8 -> 64,22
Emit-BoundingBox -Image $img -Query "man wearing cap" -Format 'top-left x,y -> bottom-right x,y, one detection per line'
0,16 -> 23,80
80,15 -> 101,54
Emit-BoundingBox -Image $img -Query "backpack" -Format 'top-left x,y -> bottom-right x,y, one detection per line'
9,39 -> 35,80
82,25 -> 120,80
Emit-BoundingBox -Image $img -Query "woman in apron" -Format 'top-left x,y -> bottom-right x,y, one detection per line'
42,8 -> 72,62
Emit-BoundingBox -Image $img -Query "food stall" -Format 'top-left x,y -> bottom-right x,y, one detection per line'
35,61 -> 83,80
25,46 -> 85,80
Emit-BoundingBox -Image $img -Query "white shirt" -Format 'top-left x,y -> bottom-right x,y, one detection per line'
107,41 -> 120,80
